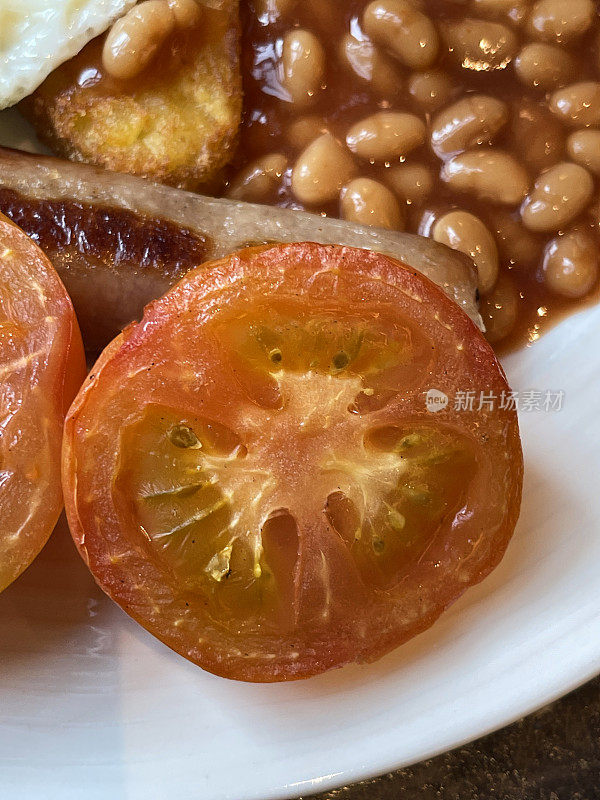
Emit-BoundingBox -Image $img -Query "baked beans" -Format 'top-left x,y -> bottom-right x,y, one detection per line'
472,0 -> 529,26
443,19 -> 518,72
509,100 -> 565,172
346,112 -> 426,162
385,163 -> 434,205
550,82 -> 600,127
514,43 -> 576,90
542,231 -> 599,298
340,177 -> 405,229
286,116 -> 328,150
280,29 -> 326,107
441,149 -> 529,205
488,209 -> 543,268
167,0 -> 202,28
227,153 -> 288,202
430,95 -> 508,157
291,133 -> 356,204
433,210 -> 499,293
480,273 -> 520,343
526,0 -> 595,43
102,0 -> 202,79
103,1 -> 176,80
363,1 -> 440,70
567,130 -> 600,176
521,162 -> 594,232
234,0 -> 600,350
339,34 -> 404,98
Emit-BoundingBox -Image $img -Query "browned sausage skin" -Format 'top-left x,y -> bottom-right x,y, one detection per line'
0,147 -> 479,351
0,187 -> 208,350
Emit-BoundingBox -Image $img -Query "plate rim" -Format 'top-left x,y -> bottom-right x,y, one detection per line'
272,658 -> 600,800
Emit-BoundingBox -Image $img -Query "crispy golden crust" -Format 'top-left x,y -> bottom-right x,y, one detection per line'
20,1 -> 241,190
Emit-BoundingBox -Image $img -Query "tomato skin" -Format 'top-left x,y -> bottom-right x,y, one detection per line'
63,243 -> 522,682
0,214 -> 86,593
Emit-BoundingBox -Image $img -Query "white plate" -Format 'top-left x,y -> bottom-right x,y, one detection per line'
1,111 -> 600,800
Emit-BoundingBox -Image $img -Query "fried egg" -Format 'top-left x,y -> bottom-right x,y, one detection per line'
0,0 -> 137,110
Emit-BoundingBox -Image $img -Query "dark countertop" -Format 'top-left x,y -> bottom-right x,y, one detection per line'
305,675 -> 600,800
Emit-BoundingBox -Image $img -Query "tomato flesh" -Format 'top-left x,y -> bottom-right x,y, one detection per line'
0,214 -> 85,592
63,243 -> 522,681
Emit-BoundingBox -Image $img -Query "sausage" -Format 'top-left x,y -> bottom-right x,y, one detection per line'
0,147 -> 480,350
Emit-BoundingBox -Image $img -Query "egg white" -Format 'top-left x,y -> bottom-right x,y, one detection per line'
0,0 -> 137,110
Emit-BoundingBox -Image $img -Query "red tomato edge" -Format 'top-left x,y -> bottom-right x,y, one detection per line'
0,217 -> 87,591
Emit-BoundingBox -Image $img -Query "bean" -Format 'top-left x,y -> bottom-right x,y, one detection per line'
432,210 -> 499,294
363,0 -> 439,69
521,162 -> 594,232
472,0 -> 529,25
514,43 -> 576,90
443,19 -> 518,72
385,163 -> 434,205
226,154 -> 288,202
339,35 -> 404,98
542,231 -> 599,298
286,116 -> 328,150
549,82 -> 600,127
281,29 -> 325,107
527,0 -> 595,42
340,177 -> 405,230
480,273 -> 519,343
102,1 -> 175,80
509,100 -> 565,172
488,209 -> 543,268
430,94 -> 508,158
167,0 -> 202,27
441,149 -> 529,205
567,130 -> 600,176
346,112 -> 426,163
291,133 -> 357,204
408,70 -> 455,110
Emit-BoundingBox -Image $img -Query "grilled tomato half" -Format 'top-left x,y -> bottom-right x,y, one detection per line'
62,243 -> 522,681
0,213 -> 85,592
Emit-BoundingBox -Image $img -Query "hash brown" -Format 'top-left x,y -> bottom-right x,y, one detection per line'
20,0 -> 241,190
